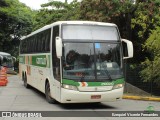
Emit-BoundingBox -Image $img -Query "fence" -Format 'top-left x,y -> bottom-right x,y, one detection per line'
124,62 -> 160,96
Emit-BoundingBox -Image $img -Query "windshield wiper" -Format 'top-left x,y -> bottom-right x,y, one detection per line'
79,64 -> 90,82
100,62 -> 112,81
80,73 -> 85,82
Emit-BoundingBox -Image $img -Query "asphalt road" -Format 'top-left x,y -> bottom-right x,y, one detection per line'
0,75 -> 159,120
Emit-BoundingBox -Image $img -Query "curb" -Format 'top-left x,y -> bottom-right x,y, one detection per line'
123,95 -> 160,102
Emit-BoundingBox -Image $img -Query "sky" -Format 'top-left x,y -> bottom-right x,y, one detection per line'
19,0 -> 73,10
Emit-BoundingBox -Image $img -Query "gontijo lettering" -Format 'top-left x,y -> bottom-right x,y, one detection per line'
101,82 -> 114,86
36,58 -> 47,65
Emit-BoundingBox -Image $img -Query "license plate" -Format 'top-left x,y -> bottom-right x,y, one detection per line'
91,95 -> 101,99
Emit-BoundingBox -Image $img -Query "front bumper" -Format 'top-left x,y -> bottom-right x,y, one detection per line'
60,87 -> 124,103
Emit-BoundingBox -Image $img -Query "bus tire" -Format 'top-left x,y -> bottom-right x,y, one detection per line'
24,74 -> 30,88
22,73 -> 24,81
45,82 -> 56,104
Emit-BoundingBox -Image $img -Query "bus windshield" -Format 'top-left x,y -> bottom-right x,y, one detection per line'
62,42 -> 123,82
0,55 -> 14,68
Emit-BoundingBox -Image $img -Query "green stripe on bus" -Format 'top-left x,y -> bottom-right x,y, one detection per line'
19,54 -> 51,68
32,55 -> 48,67
113,78 -> 125,85
62,78 -> 124,87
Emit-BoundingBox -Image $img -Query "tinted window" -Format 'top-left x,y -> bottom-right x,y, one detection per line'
20,28 -> 51,54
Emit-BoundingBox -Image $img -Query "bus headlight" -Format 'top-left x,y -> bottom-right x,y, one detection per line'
112,84 -> 124,89
62,84 -> 78,91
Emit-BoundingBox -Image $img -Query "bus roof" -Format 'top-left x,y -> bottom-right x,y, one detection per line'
0,52 -> 11,56
21,21 -> 117,40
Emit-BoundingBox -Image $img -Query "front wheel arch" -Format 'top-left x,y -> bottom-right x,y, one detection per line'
22,72 -> 25,81
45,80 -> 56,104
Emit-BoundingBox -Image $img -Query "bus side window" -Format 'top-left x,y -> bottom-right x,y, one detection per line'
35,35 -> 38,53
41,32 -> 45,52
52,26 -> 60,81
45,29 -> 51,51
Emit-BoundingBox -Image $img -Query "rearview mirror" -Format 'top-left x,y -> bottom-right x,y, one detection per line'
56,37 -> 62,58
122,39 -> 133,59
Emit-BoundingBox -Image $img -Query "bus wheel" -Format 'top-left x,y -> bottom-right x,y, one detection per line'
22,73 -> 25,81
24,74 -> 30,88
45,82 -> 56,104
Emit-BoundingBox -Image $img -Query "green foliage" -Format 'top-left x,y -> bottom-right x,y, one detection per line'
131,0 -> 160,40
80,0 -> 134,22
144,28 -> 160,56
140,27 -> 160,86
136,0 -> 160,87
129,0 -> 160,63
33,0 -> 80,30
0,0 -> 34,57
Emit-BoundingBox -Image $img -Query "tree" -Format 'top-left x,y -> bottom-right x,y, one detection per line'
140,27 -> 160,86
80,0 -> 136,39
33,0 -> 80,30
0,0 -> 34,57
131,0 -> 160,62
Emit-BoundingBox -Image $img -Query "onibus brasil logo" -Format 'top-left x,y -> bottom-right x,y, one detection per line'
145,105 -> 155,113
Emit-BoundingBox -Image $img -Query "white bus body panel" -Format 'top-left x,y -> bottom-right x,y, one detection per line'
60,87 -> 124,103
50,80 -> 61,102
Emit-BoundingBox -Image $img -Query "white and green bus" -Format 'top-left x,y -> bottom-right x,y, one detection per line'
19,21 -> 133,103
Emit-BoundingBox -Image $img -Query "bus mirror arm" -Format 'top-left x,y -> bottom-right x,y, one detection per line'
12,56 -> 16,62
56,37 -> 62,58
122,39 -> 133,59
0,55 -> 2,65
